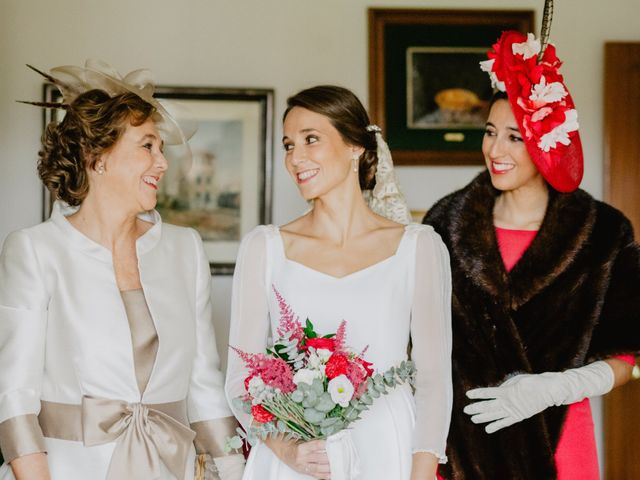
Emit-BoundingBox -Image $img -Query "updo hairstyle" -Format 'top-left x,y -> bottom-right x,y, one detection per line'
283,85 -> 378,190
38,89 -> 156,206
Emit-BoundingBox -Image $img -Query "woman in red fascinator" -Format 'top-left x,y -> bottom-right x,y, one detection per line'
424,2 -> 640,478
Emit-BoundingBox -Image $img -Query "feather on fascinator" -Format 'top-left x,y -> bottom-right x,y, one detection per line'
20,60 -> 193,149
479,0 -> 583,192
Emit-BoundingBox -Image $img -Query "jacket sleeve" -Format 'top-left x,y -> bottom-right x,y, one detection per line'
185,229 -> 239,457
0,231 -> 48,462
587,217 -> 640,361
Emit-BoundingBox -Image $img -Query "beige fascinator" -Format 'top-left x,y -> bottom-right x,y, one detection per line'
21,60 -> 192,151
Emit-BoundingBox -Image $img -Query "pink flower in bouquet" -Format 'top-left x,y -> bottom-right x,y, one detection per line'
231,347 -> 296,394
345,357 -> 375,398
251,405 -> 275,423
274,287 -> 304,343
346,360 -> 368,390
357,358 -> 374,378
255,356 -> 296,393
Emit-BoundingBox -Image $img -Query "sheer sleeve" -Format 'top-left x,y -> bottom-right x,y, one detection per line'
225,227 -> 271,430
410,226 -> 453,463
186,229 -> 238,457
0,231 -> 48,461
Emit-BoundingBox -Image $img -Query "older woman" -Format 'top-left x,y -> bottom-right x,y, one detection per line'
0,61 -> 243,480
424,32 -> 640,479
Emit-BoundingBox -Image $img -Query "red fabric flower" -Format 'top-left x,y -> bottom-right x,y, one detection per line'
251,405 -> 275,423
325,353 -> 350,379
304,337 -> 336,352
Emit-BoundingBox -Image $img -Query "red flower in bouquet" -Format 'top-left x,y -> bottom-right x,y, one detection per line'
325,353 -> 350,379
251,405 -> 275,423
304,337 -> 336,352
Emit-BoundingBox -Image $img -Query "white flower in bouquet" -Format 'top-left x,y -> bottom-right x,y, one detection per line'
328,375 -> 355,407
307,350 -> 323,370
293,368 -> 322,386
317,348 -> 332,363
248,376 -> 274,405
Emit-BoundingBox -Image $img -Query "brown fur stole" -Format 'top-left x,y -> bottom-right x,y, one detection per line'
424,171 -> 640,479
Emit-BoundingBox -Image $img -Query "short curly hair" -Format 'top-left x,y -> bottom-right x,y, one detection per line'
38,89 -> 156,206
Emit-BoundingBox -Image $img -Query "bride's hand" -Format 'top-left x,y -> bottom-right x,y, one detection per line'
265,436 -> 331,479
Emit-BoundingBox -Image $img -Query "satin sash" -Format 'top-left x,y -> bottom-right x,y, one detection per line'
39,396 -> 195,480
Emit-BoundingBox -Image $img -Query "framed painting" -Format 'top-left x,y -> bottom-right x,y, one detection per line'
368,8 -> 534,165
42,85 -> 274,274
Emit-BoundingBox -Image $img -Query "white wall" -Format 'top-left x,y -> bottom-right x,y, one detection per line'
4,0 -> 639,348
1,0 -> 638,473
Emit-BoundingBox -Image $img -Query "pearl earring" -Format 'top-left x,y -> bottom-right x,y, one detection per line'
352,154 -> 359,173
97,162 -> 105,175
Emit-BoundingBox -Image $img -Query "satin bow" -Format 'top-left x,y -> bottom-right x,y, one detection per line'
81,396 -> 196,480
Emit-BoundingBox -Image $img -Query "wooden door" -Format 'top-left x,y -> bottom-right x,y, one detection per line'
603,42 -> 640,480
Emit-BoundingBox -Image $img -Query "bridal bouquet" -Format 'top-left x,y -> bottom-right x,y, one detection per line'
226,287 -> 416,452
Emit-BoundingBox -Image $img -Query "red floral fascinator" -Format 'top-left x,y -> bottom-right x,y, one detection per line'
480,31 -> 583,192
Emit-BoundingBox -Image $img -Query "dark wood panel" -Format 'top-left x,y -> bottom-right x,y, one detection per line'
603,41 -> 640,480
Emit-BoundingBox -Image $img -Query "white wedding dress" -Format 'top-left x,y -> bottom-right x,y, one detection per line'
225,224 -> 452,480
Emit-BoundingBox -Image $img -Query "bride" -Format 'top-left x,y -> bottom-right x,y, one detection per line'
225,85 -> 452,479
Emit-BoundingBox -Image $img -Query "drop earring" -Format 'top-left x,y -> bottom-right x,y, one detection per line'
352,154 -> 359,173
97,162 -> 105,175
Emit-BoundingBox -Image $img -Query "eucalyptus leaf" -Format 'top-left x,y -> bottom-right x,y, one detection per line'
311,378 -> 325,395
315,393 -> 336,413
303,407 -> 326,424
320,417 -> 340,427
302,392 -> 319,408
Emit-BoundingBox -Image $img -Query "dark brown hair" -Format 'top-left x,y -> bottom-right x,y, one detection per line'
38,89 -> 155,206
489,90 -> 509,107
283,85 -> 378,190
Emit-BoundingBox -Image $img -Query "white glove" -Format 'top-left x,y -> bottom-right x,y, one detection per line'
213,454 -> 246,480
464,360 -> 614,433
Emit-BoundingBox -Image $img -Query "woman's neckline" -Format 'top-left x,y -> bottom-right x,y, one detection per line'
274,225 -> 410,280
495,226 -> 539,233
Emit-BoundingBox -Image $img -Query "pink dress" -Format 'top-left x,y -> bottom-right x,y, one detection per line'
495,227 -> 634,480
